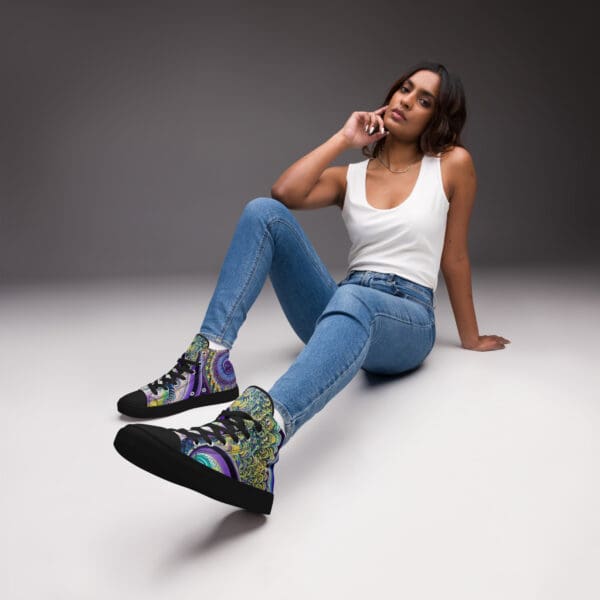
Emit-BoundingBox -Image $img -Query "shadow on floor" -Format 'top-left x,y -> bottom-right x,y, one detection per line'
153,509 -> 267,577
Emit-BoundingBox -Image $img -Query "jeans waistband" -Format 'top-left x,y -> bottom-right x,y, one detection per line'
340,270 -> 434,308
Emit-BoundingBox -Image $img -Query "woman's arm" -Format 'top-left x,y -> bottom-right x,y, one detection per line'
270,131 -> 351,209
271,106 -> 388,210
440,148 -> 511,351
441,259 -> 480,348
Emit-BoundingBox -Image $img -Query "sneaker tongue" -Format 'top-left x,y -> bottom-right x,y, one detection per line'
229,386 -> 274,421
184,333 -> 209,362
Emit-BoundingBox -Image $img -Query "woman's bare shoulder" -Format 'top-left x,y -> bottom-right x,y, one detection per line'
438,147 -> 474,201
439,146 -> 474,168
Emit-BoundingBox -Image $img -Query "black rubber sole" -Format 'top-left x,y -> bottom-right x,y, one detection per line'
118,386 -> 240,419
113,423 -> 274,514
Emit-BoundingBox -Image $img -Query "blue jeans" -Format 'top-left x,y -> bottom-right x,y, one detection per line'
200,197 -> 436,442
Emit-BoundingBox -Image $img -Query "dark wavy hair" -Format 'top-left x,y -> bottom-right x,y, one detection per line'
362,61 -> 467,159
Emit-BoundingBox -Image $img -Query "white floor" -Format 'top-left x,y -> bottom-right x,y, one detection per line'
1,265 -> 599,600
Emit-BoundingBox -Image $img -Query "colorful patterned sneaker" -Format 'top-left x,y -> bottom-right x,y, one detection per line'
114,386 -> 285,514
117,333 -> 239,419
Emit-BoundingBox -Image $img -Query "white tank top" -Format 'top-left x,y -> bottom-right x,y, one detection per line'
341,154 -> 450,292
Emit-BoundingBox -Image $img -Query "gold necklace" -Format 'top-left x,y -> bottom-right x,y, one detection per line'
376,152 -> 423,174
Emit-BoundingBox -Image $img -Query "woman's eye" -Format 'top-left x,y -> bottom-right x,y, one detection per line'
399,86 -> 431,108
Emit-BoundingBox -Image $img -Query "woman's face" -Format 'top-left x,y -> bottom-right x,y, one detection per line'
384,69 -> 441,138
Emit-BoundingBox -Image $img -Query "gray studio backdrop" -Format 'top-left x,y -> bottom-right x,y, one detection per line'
1,0 -> 596,285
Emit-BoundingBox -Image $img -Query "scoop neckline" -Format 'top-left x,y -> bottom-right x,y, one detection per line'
363,155 -> 427,212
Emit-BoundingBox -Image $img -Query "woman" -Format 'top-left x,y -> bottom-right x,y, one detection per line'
114,61 -> 510,515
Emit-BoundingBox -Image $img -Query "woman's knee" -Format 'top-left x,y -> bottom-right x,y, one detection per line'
243,197 -> 291,221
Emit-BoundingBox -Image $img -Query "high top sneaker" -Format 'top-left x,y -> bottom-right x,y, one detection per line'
113,386 -> 285,514
117,333 -> 239,418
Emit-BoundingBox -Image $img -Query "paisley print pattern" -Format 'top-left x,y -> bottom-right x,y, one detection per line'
174,386 -> 285,493
143,333 -> 237,407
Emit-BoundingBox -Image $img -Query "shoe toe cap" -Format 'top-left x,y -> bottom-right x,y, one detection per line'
115,423 -> 181,452
117,390 -> 147,416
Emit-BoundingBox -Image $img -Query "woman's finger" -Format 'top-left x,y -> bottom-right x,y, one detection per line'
486,342 -> 504,351
366,112 -> 376,134
482,337 -> 504,351
362,108 -> 388,135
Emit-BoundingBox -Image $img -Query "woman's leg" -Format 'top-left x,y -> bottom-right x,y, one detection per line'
113,272 -> 435,513
118,196 -> 339,419
200,197 -> 338,348
269,282 -> 435,442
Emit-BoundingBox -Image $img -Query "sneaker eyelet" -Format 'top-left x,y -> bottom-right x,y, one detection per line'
190,391 -> 195,396
201,387 -> 206,392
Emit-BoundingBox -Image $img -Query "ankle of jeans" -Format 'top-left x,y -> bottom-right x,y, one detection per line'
199,331 -> 233,351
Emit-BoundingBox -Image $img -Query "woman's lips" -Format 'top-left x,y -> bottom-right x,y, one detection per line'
391,110 -> 406,122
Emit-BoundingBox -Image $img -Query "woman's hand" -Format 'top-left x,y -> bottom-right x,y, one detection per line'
462,335 -> 511,351
338,105 -> 389,148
